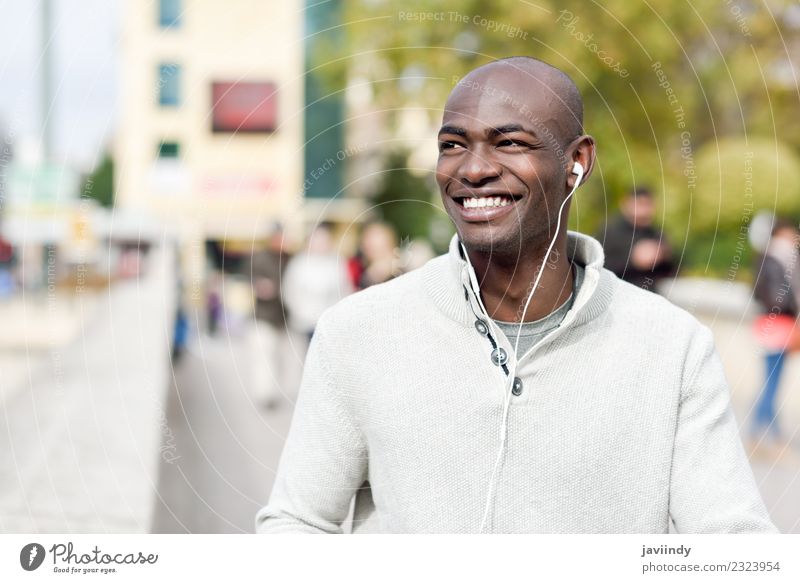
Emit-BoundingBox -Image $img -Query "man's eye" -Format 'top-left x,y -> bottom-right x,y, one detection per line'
439,141 -> 463,151
497,139 -> 529,148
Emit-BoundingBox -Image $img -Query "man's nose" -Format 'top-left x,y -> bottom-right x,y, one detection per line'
458,149 -> 501,185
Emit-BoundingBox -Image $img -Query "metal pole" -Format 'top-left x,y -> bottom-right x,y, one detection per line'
41,0 -> 53,162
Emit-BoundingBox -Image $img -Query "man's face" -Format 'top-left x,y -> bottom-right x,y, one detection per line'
774,226 -> 800,245
621,195 -> 655,228
436,69 -> 571,255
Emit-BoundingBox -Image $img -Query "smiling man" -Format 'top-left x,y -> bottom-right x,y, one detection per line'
256,57 -> 776,533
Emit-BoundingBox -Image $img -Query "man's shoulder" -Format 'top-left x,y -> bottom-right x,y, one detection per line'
319,266 -> 428,329
594,274 -> 717,377
607,272 -> 705,334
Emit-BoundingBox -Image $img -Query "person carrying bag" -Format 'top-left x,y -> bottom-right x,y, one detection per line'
751,218 -> 800,441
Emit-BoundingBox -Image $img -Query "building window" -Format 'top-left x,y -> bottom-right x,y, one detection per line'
157,141 -> 180,159
158,64 -> 181,106
159,0 -> 181,28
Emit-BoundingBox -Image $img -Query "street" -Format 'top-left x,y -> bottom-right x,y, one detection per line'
1,272 -> 798,534
0,247 -> 174,532
148,308 -> 800,534
150,328 -> 300,533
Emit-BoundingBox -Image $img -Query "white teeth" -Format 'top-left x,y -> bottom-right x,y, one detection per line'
462,196 -> 512,209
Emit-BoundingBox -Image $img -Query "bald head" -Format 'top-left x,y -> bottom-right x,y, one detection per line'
447,56 -> 584,153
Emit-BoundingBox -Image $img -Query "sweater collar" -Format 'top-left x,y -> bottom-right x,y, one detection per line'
422,231 -> 616,329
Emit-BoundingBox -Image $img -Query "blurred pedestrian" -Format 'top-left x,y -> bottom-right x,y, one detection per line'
171,252 -> 190,363
353,222 -> 401,289
345,247 -> 364,291
596,186 -> 675,291
399,238 -> 435,274
281,222 -> 353,343
172,305 -> 189,362
207,270 -> 222,336
751,217 -> 800,446
0,234 -> 15,299
243,225 -> 292,409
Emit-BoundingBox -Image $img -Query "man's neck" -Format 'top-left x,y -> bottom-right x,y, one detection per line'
466,240 -> 575,323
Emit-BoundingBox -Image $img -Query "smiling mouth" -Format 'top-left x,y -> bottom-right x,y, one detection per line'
454,194 -> 522,209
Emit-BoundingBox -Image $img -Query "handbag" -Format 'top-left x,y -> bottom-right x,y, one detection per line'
752,313 -> 800,352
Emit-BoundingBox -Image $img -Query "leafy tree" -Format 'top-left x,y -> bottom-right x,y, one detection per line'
82,154 -> 114,208
370,150 -> 439,243
309,0 -> 800,275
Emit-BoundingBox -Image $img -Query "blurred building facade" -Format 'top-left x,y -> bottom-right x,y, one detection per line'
115,0 -> 304,287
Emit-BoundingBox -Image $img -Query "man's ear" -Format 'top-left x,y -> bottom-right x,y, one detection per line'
566,135 -> 596,189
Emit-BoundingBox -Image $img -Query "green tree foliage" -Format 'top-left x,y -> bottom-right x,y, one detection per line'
688,138 -> 800,233
371,150 -> 438,243
310,0 -> 800,275
82,154 -> 114,208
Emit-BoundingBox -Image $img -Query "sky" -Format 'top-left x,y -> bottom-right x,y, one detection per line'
0,0 -> 119,173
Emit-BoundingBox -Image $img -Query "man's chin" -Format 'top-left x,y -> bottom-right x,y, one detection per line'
457,230 -> 522,258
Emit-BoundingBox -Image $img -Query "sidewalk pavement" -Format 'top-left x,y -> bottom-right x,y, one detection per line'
0,292 -> 97,411
2,270 -> 797,533
0,246 -> 175,533
0,293 -> 93,351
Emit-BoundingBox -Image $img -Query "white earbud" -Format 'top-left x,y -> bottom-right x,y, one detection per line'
572,161 -> 584,187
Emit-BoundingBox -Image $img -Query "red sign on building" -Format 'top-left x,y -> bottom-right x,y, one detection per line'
211,81 -> 278,133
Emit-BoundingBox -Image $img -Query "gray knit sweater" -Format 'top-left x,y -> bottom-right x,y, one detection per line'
256,231 -> 777,534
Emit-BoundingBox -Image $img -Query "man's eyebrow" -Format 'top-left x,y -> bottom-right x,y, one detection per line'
437,123 -> 541,138
488,124 -> 538,137
438,125 -> 467,137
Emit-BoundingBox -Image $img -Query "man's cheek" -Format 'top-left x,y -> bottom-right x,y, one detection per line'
435,168 -> 454,191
